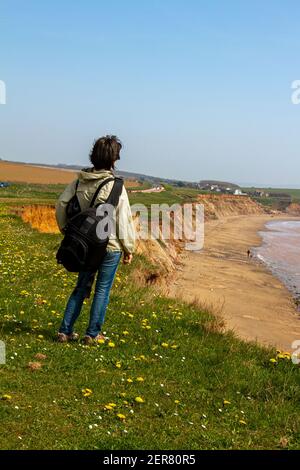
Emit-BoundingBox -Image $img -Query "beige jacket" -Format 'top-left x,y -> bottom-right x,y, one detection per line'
55,168 -> 135,254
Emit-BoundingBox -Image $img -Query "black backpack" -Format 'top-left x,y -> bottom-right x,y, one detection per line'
56,177 -> 123,273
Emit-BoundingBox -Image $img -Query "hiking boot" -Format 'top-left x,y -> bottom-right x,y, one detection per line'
57,332 -> 79,343
68,332 -> 79,342
83,333 -> 106,345
57,332 -> 68,343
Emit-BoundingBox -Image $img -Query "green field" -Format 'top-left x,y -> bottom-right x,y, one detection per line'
242,187 -> 300,209
263,188 -> 300,202
0,182 -> 201,207
0,184 -> 300,450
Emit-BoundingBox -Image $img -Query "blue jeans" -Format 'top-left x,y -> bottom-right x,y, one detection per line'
59,250 -> 122,337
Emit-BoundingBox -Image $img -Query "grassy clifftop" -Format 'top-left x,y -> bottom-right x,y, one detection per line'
0,198 -> 300,450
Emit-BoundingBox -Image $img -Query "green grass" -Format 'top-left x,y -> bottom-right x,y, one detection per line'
264,188 -> 300,202
0,200 -> 300,450
0,182 -> 202,207
0,182 -> 202,212
0,183 -> 66,201
128,186 -> 201,208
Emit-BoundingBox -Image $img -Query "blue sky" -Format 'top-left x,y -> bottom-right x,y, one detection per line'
0,0 -> 300,186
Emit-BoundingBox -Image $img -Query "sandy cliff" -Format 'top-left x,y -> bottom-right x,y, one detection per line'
287,202 -> 300,216
196,194 -> 265,220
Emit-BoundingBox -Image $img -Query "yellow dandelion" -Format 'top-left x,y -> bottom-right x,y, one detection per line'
135,396 -> 145,403
161,342 -> 169,348
115,362 -> 122,369
269,358 -> 277,364
122,330 -> 129,336
108,341 -> 115,348
277,353 -> 286,359
127,378 -> 133,383
117,413 -> 126,420
82,388 -> 93,397
97,338 -> 105,344
136,377 -> 144,382
239,420 -> 247,425
104,403 -> 117,410
174,400 -> 180,404
104,405 -> 113,411
2,394 -> 12,401
223,400 -> 231,405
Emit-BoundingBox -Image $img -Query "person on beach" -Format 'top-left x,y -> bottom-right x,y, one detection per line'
55,135 -> 135,344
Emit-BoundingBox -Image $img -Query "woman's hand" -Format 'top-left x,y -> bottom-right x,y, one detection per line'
123,253 -> 133,265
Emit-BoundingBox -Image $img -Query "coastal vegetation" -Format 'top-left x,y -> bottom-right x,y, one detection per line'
0,181 -> 300,449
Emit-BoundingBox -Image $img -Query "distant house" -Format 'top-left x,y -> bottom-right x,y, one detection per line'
234,189 -> 248,196
199,180 -> 240,193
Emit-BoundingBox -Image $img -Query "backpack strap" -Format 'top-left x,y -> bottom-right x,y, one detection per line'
74,179 -> 79,192
89,177 -> 115,208
106,177 -> 124,207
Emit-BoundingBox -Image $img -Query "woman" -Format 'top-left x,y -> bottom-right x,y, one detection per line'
55,135 -> 135,344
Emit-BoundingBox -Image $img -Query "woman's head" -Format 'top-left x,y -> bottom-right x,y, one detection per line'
89,135 -> 122,170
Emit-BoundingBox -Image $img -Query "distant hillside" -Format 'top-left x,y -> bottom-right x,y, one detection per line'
3,159 -> 199,188
56,163 -> 200,187
1,159 -> 241,190
199,180 -> 240,189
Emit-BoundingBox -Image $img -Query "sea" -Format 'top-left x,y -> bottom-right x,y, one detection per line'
253,220 -> 300,301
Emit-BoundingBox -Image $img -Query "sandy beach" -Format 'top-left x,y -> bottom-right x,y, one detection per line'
169,214 -> 300,351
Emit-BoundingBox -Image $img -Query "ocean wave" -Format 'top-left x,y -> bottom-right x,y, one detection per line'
255,219 -> 300,296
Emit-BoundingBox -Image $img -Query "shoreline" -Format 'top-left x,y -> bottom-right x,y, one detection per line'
168,214 -> 300,351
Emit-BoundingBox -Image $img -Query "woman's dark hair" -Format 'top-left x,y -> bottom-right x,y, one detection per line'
89,135 -> 122,170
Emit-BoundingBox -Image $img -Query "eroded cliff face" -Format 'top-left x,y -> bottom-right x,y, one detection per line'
19,195 -> 267,286
286,203 -> 300,216
21,205 -> 59,234
196,194 -> 265,220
